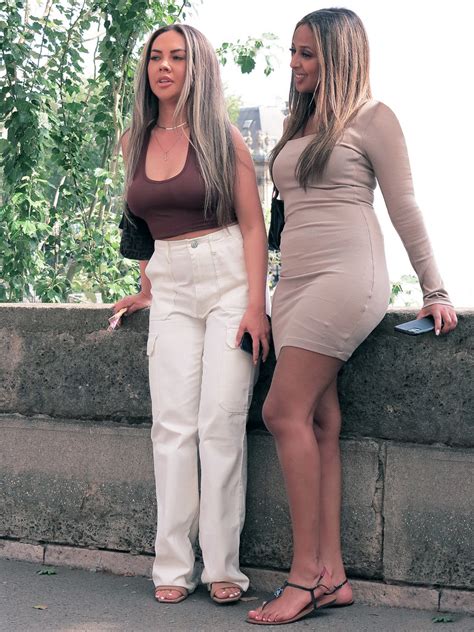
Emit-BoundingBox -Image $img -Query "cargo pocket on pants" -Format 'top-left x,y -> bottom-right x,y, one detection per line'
219,327 -> 254,414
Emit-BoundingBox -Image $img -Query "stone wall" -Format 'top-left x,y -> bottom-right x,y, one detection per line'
1,305 -> 473,598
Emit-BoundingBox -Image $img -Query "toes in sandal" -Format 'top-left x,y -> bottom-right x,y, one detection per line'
154,585 -> 188,604
246,567 -> 336,625
210,582 -> 242,604
320,578 -> 354,608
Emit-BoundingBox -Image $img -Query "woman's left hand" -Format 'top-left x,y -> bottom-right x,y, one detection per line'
236,306 -> 271,365
417,303 -> 458,336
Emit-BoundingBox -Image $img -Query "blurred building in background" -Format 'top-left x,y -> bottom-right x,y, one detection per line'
236,105 -> 286,209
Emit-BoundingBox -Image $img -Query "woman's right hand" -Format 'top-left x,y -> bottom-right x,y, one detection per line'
112,291 -> 152,315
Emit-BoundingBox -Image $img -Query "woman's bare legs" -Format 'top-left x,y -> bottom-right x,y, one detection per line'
313,378 -> 353,607
248,346 -> 343,624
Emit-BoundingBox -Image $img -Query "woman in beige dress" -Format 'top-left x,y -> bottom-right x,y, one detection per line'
247,8 -> 457,626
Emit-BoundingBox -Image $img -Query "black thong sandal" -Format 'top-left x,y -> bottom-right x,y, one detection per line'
246,567 -> 336,626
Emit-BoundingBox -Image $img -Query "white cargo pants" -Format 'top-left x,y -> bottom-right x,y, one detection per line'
146,224 -> 255,592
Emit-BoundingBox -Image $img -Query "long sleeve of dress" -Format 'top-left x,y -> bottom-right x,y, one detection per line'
361,102 -> 452,308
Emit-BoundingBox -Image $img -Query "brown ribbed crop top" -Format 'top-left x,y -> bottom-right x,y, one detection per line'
126,128 -> 235,239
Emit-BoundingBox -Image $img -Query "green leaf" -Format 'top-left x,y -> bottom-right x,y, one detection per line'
36,568 -> 57,576
432,616 -> 454,623
236,53 -> 256,74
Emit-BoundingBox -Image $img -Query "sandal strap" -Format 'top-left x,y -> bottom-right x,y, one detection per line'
281,568 -> 330,609
262,568 -> 331,611
260,580 -> 290,611
210,582 -> 241,597
324,578 -> 348,596
155,585 -> 187,597
284,580 -> 319,609
285,581 -> 316,592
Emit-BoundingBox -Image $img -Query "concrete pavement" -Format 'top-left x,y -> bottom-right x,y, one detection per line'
1,559 -> 473,632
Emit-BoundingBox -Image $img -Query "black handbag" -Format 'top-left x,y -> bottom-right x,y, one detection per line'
268,187 -> 285,251
119,205 -> 155,260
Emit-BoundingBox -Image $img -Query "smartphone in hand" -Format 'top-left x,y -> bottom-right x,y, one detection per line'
240,331 -> 262,358
394,316 -> 435,336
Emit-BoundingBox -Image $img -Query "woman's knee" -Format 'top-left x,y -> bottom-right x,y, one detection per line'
262,397 -> 309,437
262,398 -> 287,435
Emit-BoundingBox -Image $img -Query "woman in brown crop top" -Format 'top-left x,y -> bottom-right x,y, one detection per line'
247,9 -> 458,626
113,25 -> 270,605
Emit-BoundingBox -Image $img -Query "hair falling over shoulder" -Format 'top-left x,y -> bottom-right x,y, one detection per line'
123,24 -> 236,226
270,8 -> 372,187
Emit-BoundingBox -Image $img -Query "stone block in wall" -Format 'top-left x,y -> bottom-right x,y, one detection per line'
383,443 -> 474,588
241,434 -> 382,577
339,310 -> 473,447
0,416 -> 156,553
0,305 -> 151,421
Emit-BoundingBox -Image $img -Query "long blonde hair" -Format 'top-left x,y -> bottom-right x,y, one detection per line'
270,8 -> 371,187
124,24 -> 235,225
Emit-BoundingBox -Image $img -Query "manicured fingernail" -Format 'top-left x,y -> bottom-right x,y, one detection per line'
436,329 -> 440,336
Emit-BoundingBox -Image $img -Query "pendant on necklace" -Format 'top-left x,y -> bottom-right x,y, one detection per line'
163,152 -> 168,161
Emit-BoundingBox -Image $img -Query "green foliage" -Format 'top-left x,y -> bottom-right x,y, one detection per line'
217,34 -> 278,76
0,0 -> 274,303
389,274 -> 420,307
390,282 -> 404,304
36,567 -> 57,575
0,0 -> 192,302
432,615 -> 454,623
225,90 -> 243,124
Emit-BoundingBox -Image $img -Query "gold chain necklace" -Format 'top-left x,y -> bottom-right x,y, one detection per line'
152,128 -> 185,161
156,121 -> 188,130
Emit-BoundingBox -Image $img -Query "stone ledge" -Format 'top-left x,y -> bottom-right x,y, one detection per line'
0,539 -> 44,564
2,540 -> 472,613
44,544 -> 154,578
439,589 -> 474,615
1,305 -> 473,445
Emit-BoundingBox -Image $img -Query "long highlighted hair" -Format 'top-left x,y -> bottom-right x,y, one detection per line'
270,8 -> 372,186
124,24 -> 235,225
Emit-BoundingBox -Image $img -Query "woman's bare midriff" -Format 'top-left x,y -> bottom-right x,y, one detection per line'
163,222 -> 238,241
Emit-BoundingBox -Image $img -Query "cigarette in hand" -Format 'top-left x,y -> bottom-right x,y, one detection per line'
107,308 -> 127,331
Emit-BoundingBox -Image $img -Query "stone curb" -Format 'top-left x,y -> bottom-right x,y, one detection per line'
1,539 -> 472,614
0,540 -> 44,564
44,543 -> 154,578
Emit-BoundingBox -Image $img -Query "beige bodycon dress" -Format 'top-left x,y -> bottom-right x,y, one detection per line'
272,100 -> 452,361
